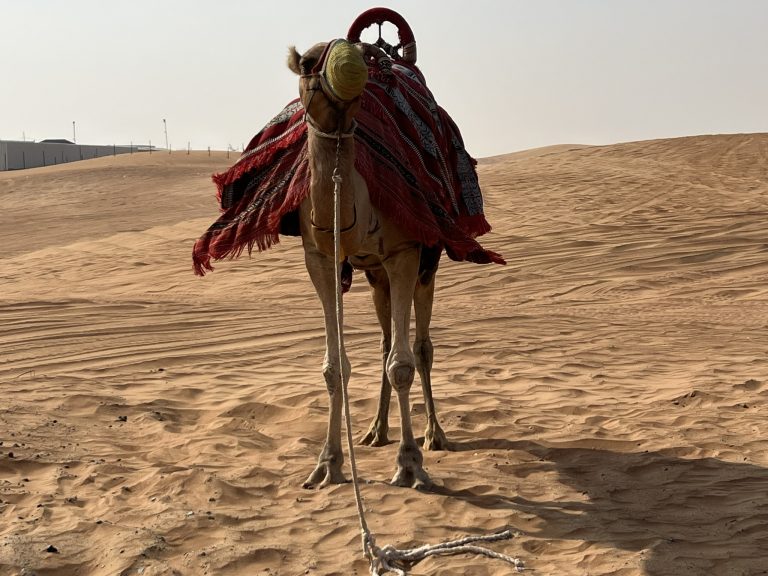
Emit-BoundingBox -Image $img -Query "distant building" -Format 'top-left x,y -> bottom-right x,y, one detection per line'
0,140 -> 140,171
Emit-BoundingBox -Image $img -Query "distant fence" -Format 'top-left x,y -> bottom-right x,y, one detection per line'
0,141 -> 140,171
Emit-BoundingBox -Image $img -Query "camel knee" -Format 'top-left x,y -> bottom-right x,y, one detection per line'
322,356 -> 349,395
322,363 -> 340,394
387,351 -> 415,392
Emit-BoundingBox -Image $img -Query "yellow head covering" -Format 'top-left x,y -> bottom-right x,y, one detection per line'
323,40 -> 368,101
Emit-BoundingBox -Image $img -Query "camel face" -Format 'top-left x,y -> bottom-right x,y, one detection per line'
288,42 -> 363,137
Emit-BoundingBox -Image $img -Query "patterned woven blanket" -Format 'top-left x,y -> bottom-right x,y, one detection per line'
193,61 -> 505,275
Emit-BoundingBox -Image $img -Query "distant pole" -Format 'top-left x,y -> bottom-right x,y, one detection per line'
149,139 -> 152,155
163,119 -> 169,153
187,141 -> 190,155
73,121 -> 77,144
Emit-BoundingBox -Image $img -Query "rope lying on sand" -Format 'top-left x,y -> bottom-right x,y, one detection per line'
367,531 -> 525,576
330,132 -> 525,576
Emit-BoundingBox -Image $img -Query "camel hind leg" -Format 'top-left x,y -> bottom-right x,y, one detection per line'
359,267 -> 392,447
413,245 -> 448,450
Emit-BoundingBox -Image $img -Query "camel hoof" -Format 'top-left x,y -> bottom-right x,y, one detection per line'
423,426 -> 449,451
391,466 -> 432,491
303,462 -> 347,489
359,425 -> 390,447
391,442 -> 429,489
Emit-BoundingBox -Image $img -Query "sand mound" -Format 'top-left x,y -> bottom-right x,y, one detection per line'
1,134 -> 767,575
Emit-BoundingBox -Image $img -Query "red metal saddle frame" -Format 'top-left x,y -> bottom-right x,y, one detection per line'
347,7 -> 417,64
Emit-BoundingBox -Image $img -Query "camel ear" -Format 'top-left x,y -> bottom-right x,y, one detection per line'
287,46 -> 302,75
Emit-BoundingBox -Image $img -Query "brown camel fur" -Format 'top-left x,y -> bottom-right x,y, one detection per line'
288,43 -> 448,490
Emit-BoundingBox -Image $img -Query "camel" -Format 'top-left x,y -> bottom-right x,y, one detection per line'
287,40 -> 448,490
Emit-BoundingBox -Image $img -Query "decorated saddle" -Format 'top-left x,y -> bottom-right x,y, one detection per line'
193,27 -> 504,276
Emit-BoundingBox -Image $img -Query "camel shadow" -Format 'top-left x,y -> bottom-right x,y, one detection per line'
429,437 -> 768,575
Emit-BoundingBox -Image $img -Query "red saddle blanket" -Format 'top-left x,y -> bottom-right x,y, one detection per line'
192,61 -> 505,275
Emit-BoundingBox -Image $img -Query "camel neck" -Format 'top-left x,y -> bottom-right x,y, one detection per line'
307,131 -> 357,229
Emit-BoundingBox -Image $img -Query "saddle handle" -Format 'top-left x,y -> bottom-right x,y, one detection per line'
347,7 -> 417,64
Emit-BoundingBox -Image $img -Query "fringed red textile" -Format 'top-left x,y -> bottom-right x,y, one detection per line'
192,101 -> 308,276
192,61 -> 504,276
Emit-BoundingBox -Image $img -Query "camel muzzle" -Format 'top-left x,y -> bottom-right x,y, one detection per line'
319,39 -> 368,102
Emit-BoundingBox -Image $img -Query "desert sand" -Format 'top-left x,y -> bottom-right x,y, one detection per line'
1,134 -> 767,575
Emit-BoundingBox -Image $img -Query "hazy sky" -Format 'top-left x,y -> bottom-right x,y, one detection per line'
3,0 -> 767,157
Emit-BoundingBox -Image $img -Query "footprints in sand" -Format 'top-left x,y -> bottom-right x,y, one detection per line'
2,136 -> 768,573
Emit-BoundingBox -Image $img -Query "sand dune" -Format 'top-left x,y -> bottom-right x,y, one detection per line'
1,134 -> 767,575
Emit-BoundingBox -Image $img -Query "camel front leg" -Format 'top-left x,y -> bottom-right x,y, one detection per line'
303,247 -> 348,488
383,247 -> 431,489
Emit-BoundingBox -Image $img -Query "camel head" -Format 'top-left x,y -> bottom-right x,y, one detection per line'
287,40 -> 368,134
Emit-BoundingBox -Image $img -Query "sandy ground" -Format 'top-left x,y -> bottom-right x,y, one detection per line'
1,135 -> 767,576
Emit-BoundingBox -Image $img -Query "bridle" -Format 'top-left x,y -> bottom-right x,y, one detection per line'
304,105 -> 358,140
301,58 -> 359,235
301,78 -> 359,140
300,38 -> 362,140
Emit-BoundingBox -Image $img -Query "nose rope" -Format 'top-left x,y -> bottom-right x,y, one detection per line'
305,113 -> 358,139
330,124 -> 376,560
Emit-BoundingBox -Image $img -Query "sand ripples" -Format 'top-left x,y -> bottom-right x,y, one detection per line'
2,136 -> 767,574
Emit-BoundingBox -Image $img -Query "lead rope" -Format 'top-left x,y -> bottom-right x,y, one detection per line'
331,126 -> 376,563
330,129 -> 525,575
